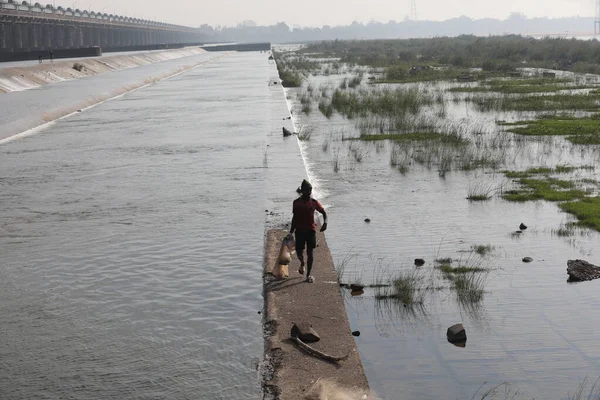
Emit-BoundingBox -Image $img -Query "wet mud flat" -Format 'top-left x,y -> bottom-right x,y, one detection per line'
262,229 -> 370,399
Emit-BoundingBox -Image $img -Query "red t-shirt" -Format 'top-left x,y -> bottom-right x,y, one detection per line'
293,197 -> 325,232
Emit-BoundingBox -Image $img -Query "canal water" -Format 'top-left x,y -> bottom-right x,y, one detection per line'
0,51 -> 304,399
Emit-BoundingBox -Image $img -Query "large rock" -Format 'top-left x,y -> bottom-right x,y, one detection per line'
282,127 -> 293,137
567,259 -> 600,281
447,323 -> 467,344
290,322 -> 321,343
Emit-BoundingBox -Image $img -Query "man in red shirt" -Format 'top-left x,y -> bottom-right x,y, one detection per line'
289,179 -> 327,283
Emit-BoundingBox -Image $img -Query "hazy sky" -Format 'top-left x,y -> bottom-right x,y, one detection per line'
79,0 -> 595,27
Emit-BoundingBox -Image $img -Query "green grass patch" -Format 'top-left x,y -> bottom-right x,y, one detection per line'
473,93 -> 600,113
449,78 -> 594,94
330,87 -> 434,118
503,117 -> 600,143
437,264 -> 487,274
504,165 -> 593,179
503,177 -> 585,202
358,132 -> 468,146
559,196 -> 600,231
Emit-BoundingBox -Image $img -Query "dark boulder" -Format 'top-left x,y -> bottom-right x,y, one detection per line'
567,259 -> 600,282
414,258 -> 425,266
447,323 -> 467,344
519,223 -> 528,230
282,127 -> 293,137
290,322 -> 320,343
522,257 -> 533,263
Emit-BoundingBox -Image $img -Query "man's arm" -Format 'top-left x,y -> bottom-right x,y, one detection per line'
289,214 -> 296,235
319,208 -> 328,232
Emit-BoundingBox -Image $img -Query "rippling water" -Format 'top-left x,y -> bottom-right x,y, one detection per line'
286,70 -> 600,399
0,52 -> 282,399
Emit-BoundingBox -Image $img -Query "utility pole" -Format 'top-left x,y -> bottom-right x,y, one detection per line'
410,0 -> 417,21
596,0 -> 600,35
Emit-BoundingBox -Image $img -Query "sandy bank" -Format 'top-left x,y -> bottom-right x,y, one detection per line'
0,47 -> 207,94
263,229 -> 371,399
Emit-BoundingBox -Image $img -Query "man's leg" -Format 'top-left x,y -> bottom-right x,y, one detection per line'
306,247 -> 314,279
295,232 -> 305,275
305,231 -> 316,282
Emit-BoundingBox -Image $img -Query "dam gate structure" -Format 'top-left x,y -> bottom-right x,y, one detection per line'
0,0 -> 206,60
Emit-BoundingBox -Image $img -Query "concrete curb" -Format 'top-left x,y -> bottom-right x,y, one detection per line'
263,228 -> 370,399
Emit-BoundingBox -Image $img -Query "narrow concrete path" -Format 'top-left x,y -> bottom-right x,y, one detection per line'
263,228 -> 370,399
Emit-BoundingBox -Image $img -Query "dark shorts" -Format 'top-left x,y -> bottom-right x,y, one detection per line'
295,231 -> 316,252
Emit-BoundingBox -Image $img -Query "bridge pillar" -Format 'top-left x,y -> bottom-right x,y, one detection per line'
66,25 -> 75,48
27,23 -> 37,50
125,29 -> 133,47
74,25 -> 83,48
12,22 -> 23,51
107,28 -> 114,48
82,26 -> 91,47
94,26 -> 101,46
102,27 -> 109,47
51,24 -> 60,49
35,23 -> 42,50
98,26 -> 105,47
0,23 -> 11,52
42,23 -> 51,50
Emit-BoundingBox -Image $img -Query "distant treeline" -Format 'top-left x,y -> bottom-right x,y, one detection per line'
198,14 -> 595,44
302,35 -> 600,74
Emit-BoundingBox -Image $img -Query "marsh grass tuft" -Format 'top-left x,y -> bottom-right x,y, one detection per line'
451,271 -> 488,304
375,268 -> 430,305
472,244 -> 494,255
467,179 -> 500,201
297,125 -> 315,141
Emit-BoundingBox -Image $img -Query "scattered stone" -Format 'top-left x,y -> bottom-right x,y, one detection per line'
567,259 -> 600,282
364,218 -> 370,223
447,323 -> 467,344
282,127 -> 293,137
519,223 -> 528,230
522,257 -> 533,263
515,230 -> 522,234
290,322 -> 321,343
352,331 -> 360,337
414,258 -> 425,266
350,284 -> 364,291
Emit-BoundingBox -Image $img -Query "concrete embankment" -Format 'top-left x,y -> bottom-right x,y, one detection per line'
262,60 -> 370,399
0,49 -> 225,142
263,229 -> 370,399
0,47 -> 208,94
